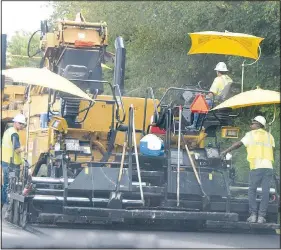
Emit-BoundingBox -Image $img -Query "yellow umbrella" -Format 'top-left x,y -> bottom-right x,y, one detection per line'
188,31 -> 264,60
2,67 -> 94,101
211,87 -> 280,110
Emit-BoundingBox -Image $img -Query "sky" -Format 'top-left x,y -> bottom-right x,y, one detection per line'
2,1 -> 53,40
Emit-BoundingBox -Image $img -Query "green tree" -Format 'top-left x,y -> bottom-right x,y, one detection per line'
7,31 -> 41,68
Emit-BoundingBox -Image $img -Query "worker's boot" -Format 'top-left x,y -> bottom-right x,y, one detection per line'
186,122 -> 197,130
246,213 -> 257,223
257,216 -> 266,224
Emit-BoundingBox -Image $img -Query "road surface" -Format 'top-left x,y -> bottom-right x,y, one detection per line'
1,219 -> 280,248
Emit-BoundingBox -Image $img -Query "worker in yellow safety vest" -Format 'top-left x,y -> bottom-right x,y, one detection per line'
207,62 -> 233,102
220,116 -> 275,224
188,62 -> 233,129
1,113 -> 26,210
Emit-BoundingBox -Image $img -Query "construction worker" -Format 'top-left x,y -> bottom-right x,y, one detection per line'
220,116 -> 275,224
206,62 -> 233,102
189,62 -> 233,129
1,114 -> 26,210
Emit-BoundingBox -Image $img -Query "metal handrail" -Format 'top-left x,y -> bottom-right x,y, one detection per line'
142,87 -> 159,136
158,87 -> 213,108
113,84 -> 126,124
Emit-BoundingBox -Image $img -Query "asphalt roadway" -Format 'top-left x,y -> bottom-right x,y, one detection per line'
1,219 -> 280,248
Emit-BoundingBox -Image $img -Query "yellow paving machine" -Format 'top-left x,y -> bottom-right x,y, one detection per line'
1,18 -> 279,232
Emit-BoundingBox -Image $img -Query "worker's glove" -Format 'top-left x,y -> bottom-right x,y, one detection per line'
28,169 -> 32,176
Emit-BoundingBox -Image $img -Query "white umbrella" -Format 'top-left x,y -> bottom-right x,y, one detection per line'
2,67 -> 94,101
2,67 -> 95,158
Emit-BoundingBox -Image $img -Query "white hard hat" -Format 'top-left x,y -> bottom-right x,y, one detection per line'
214,62 -> 228,72
252,116 -> 266,128
13,114 -> 26,124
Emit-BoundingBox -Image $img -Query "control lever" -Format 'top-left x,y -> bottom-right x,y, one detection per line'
22,158 -> 33,196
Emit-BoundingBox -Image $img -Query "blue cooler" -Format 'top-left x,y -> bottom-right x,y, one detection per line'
140,134 -> 164,156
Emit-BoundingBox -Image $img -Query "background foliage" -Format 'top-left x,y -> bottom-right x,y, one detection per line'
6,1 -> 280,181
6,31 -> 41,68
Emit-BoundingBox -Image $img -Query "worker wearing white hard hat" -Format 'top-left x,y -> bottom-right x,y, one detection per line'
188,62 -> 233,129
220,115 -> 275,224
12,113 -> 27,125
252,115 -> 267,128
209,62 -> 233,100
214,62 -> 229,71
1,113 -> 26,211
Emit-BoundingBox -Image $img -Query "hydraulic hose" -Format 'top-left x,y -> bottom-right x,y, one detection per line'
27,30 -> 41,58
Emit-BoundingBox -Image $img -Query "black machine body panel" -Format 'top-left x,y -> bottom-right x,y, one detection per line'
68,167 -> 130,191
168,171 -> 228,197
168,147 -> 228,197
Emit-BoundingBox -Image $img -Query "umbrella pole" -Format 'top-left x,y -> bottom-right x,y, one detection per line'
240,46 -> 261,93
241,61 -> 245,93
268,104 -> 276,134
25,86 -> 31,160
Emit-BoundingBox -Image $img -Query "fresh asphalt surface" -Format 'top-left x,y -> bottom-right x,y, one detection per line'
1,217 -> 280,248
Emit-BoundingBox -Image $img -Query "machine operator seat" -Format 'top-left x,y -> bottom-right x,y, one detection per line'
204,81 -> 236,127
59,65 -> 90,128
63,65 -> 89,81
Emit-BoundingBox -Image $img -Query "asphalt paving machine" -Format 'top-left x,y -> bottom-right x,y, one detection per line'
3,18 -> 280,231
6,87 -> 280,231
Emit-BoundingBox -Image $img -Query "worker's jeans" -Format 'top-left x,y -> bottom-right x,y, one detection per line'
192,99 -> 213,127
248,168 -> 273,217
1,161 -> 20,205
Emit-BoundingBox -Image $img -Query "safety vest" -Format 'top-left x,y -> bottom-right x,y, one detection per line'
246,129 -> 274,163
1,127 -> 22,165
213,75 -> 233,96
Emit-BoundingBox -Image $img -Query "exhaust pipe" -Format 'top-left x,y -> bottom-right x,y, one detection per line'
113,36 -> 126,96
